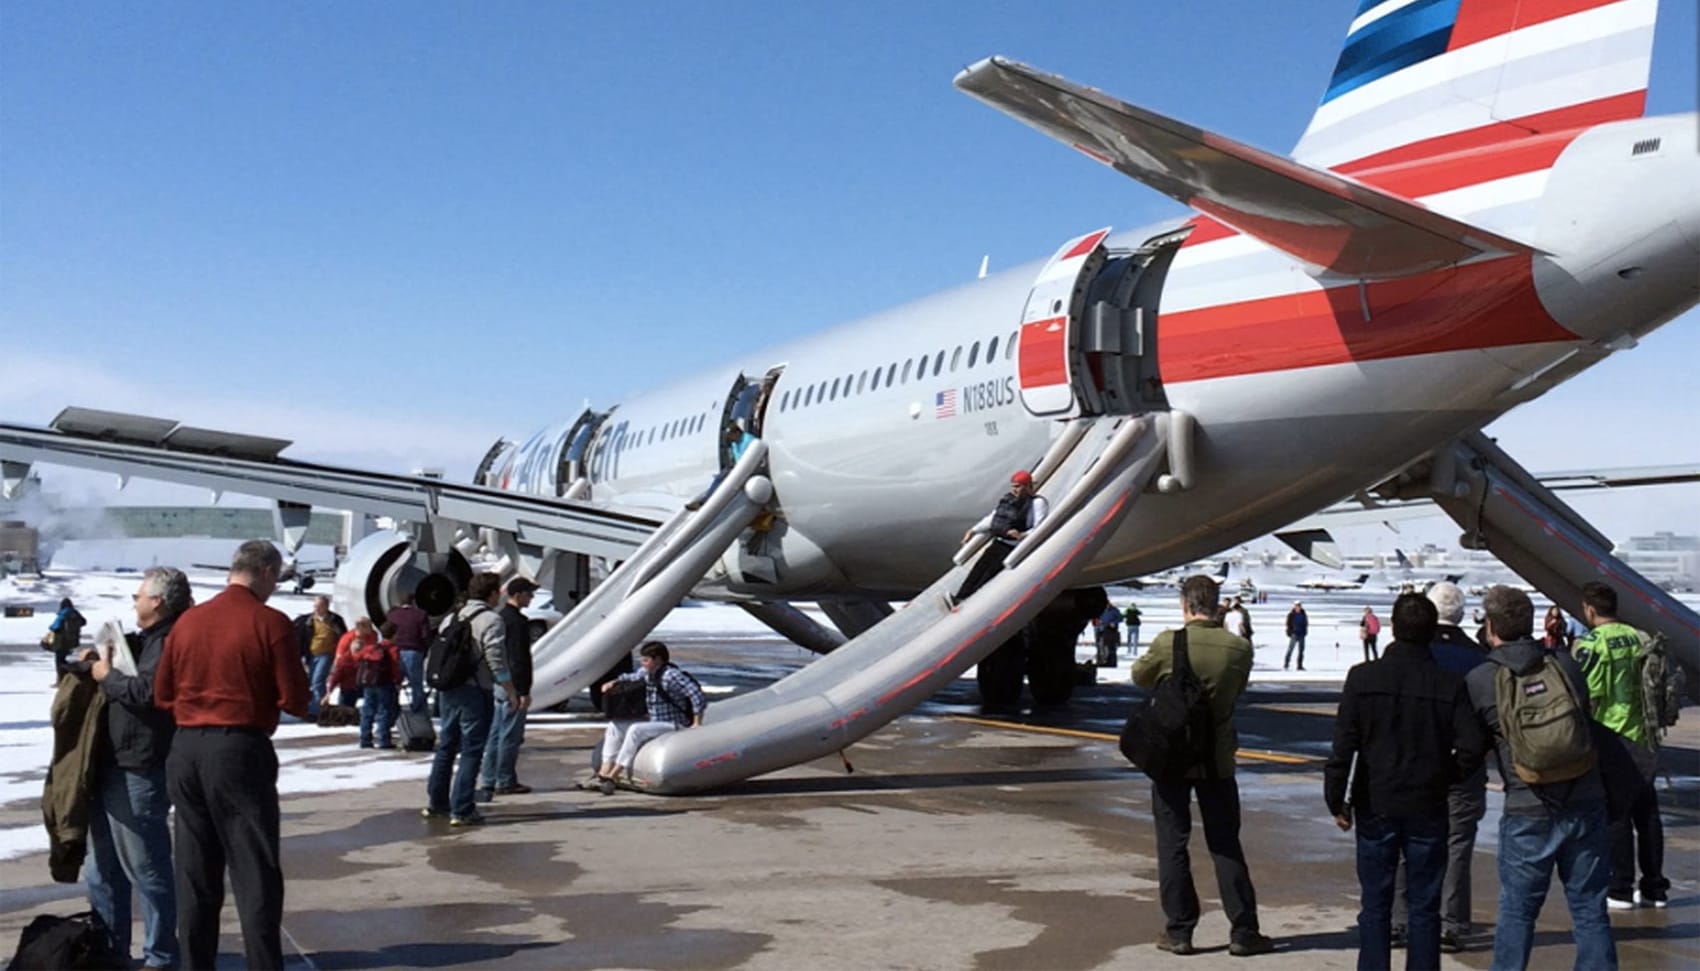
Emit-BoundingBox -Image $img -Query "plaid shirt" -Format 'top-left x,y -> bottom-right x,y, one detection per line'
616,665 -> 707,728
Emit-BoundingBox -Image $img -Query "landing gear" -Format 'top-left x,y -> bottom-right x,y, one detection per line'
975,587 -> 1107,709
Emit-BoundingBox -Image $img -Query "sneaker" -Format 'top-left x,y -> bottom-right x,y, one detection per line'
1154,933 -> 1195,956
449,811 -> 485,827
1229,933 -> 1276,957
1634,890 -> 1668,909
1439,930 -> 1464,953
474,786 -> 494,804
1607,894 -> 1636,910
598,776 -> 617,796
421,807 -> 449,819
494,783 -> 533,795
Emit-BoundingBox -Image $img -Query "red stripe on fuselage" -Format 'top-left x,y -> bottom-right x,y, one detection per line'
1062,230 -> 1110,260
1334,93 -> 1645,174
1018,316 -> 1070,388
1159,258 -> 1573,383
1449,0 -> 1623,50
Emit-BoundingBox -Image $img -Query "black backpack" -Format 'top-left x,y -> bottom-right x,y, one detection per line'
424,610 -> 480,691
652,665 -> 703,722
1119,629 -> 1216,781
355,649 -> 391,688
9,911 -> 124,970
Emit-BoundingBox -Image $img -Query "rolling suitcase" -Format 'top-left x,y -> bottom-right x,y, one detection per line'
398,709 -> 436,752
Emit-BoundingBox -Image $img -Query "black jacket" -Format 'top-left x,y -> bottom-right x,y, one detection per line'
293,610 -> 348,659
500,603 -> 534,696
1325,640 -> 1487,820
100,617 -> 178,770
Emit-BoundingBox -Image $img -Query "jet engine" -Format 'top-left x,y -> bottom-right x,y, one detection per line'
331,529 -> 472,624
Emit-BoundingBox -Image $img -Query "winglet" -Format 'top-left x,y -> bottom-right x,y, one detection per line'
954,57 -> 1542,278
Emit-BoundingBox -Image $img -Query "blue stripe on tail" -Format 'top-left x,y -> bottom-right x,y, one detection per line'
1323,0 -> 1462,103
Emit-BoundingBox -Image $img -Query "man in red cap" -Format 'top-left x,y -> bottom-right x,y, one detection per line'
947,469 -> 1049,607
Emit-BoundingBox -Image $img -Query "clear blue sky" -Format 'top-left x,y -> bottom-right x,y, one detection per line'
2,1 -> 1696,542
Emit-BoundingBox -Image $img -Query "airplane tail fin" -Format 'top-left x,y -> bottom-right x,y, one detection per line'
1293,0 -> 1658,171
1395,548 -> 1413,569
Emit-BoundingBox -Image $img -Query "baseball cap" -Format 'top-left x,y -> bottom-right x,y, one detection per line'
507,577 -> 540,596
1011,470 -> 1033,485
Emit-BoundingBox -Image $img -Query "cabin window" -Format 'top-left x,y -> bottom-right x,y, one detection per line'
901,359 -> 913,383
869,368 -> 881,392
968,341 -> 980,368
828,377 -> 840,401
885,363 -> 897,387
986,335 -> 998,362
1006,332 -> 1018,360
950,346 -> 963,372
779,391 -> 790,413
856,370 -> 868,394
932,350 -> 945,376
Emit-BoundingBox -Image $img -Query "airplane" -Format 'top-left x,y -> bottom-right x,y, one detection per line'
1297,573 -> 1373,592
4,0 -> 1698,790
1381,549 -> 1466,592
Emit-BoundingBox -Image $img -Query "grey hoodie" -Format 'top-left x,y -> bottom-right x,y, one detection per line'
1465,639 -> 1605,816
444,602 -> 509,692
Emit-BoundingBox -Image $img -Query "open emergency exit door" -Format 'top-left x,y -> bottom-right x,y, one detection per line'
1017,227 -> 1110,417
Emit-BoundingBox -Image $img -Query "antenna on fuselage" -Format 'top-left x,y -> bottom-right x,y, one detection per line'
977,255 -> 989,279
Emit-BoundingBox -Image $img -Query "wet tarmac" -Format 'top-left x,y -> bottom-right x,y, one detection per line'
0,635 -> 1695,969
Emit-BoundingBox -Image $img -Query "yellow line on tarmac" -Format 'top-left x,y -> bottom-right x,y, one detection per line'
1252,704 -> 1339,718
945,715 -> 1324,764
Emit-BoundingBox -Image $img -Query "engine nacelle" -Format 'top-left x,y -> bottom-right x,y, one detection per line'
332,529 -> 472,623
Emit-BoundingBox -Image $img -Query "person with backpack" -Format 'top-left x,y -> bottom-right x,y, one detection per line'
595,641 -> 707,793
345,620 -> 403,749
1465,585 -> 1615,971
1129,576 -> 1275,958
1094,602 -> 1122,667
422,573 -> 517,827
1123,602 -> 1142,656
1325,593 -> 1488,971
44,596 -> 87,680
1574,580 -> 1669,909
1283,602 -> 1308,671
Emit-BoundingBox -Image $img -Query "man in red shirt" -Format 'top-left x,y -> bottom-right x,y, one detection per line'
155,539 -> 309,970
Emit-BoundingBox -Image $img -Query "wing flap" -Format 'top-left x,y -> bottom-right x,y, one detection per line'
953,57 -> 1541,278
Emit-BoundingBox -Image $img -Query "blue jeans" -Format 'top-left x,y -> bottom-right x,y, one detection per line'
360,685 -> 399,747
480,692 -> 527,789
400,649 -> 428,713
426,683 -> 492,818
307,653 -> 334,716
1494,803 -> 1616,971
84,764 -> 177,969
1356,812 -> 1446,971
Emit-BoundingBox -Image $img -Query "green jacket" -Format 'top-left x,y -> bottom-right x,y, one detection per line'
1131,619 -> 1253,778
44,672 -> 106,883
1575,621 -> 1647,745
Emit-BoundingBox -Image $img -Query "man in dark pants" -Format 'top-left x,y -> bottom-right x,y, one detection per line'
945,469 -> 1048,608
479,577 -> 537,800
154,540 -> 310,970
1325,593 -> 1487,971
1131,576 -> 1275,958
386,591 -> 433,714
1390,581 -> 1489,951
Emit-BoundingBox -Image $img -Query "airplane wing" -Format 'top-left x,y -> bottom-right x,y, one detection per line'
953,57 -> 1541,278
0,409 -> 660,561
1294,463 -> 1700,532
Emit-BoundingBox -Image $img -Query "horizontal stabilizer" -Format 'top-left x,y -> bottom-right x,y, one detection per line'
954,57 -> 1541,278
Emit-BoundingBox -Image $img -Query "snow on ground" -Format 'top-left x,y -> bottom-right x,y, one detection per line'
4,565 -> 1695,863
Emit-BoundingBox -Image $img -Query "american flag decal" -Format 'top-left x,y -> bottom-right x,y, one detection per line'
935,389 -> 957,419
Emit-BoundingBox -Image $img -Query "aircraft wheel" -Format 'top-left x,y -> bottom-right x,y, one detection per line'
976,636 -> 1025,710
1027,633 -> 1077,707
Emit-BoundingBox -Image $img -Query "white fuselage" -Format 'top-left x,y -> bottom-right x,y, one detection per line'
493,113 -> 1700,599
